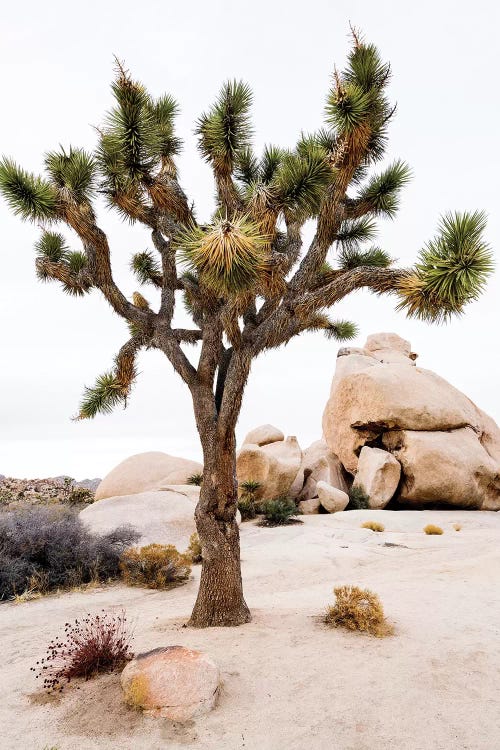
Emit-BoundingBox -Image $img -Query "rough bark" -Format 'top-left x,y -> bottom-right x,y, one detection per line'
188,428 -> 251,627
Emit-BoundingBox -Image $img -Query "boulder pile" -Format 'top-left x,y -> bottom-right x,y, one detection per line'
323,333 -> 500,510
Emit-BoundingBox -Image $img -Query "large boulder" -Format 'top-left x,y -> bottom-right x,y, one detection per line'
352,446 -> 401,509
95,452 -> 203,501
316,481 -> 349,513
322,332 -> 500,511
383,428 -> 500,510
323,360 -> 481,474
237,436 -> 301,500
80,487 -> 199,548
121,646 -> 220,721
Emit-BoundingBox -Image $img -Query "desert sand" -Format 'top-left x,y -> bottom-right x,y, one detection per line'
3,509 -> 500,750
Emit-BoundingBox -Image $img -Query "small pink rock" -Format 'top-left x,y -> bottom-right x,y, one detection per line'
121,645 -> 220,721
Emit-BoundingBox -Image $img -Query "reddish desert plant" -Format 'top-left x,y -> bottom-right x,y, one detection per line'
31,609 -> 133,692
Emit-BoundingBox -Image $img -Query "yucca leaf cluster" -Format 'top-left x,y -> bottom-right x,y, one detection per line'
397,211 -> 494,322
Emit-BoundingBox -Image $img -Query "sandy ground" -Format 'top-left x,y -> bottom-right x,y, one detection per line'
3,509 -> 500,750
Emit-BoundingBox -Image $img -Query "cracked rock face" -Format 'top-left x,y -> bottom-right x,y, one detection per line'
322,332 -> 500,510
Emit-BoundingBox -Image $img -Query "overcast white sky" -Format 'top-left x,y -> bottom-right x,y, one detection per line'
1,0 -> 499,479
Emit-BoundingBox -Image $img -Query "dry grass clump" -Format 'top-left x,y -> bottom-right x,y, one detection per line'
120,543 -> 191,589
423,524 -> 444,535
453,523 -> 462,531
31,609 -> 133,692
186,532 -> 202,564
361,520 -> 385,532
324,585 -> 393,637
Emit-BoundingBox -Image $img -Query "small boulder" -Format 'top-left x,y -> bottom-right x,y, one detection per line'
316,481 -> 349,513
95,452 -> 203,500
121,646 -> 220,721
364,332 -> 412,356
292,439 -> 349,501
242,424 -> 284,447
353,446 -> 401,509
297,496 -> 321,514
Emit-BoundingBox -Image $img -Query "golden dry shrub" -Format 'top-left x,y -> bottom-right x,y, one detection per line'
361,520 -> 385,532
120,544 -> 191,589
423,524 -> 444,535
186,532 -> 202,564
324,585 -> 393,637
453,523 -> 462,531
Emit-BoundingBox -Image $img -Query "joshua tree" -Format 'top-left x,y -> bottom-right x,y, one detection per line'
1,32 -> 493,627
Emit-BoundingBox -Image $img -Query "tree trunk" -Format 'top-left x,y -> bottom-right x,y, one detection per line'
188,428 -> 251,627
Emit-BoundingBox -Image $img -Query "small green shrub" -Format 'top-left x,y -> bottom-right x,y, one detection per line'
347,485 -> 370,510
186,473 -> 203,486
259,497 -> 301,527
120,543 -> 191,589
324,585 -> 393,637
238,479 -> 262,520
186,532 -> 202,564
239,479 -> 261,494
238,496 -> 257,520
67,486 -> 94,505
423,524 -> 443,535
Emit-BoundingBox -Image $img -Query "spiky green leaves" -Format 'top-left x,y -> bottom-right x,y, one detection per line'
97,64 -> 181,203
130,250 -> 163,286
397,211 -> 494,322
336,217 -> 378,249
344,43 -> 391,94
357,160 -> 411,218
77,341 -> 139,419
177,214 -> 269,295
146,94 -> 182,170
273,149 -> 332,221
106,71 -> 158,181
326,83 -> 371,134
44,147 -> 96,203
34,231 -> 91,296
0,158 -> 58,222
35,231 -> 68,262
306,314 -> 359,341
338,246 -> 393,270
77,372 -> 128,419
325,39 -> 395,167
196,81 -> 253,174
